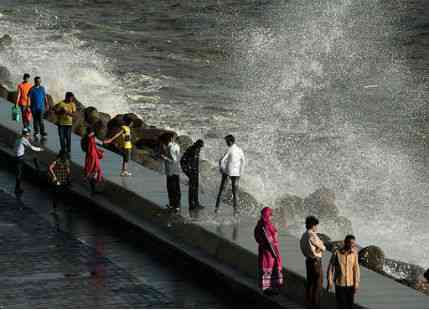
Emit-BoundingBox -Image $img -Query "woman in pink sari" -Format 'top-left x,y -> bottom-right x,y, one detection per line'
254,207 -> 284,295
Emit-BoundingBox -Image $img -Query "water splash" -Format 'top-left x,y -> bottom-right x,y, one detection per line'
0,8 -> 127,114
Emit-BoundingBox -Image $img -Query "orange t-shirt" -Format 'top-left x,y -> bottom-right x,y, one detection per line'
17,82 -> 33,106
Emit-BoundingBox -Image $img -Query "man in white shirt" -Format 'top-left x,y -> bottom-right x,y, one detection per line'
215,134 -> 245,216
160,133 -> 181,212
14,128 -> 43,194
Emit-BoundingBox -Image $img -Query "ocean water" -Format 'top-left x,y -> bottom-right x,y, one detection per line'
0,0 -> 428,269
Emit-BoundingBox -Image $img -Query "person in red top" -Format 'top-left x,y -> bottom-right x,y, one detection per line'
83,127 -> 104,193
16,73 -> 33,128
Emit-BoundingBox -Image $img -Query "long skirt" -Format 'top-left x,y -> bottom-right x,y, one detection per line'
258,246 -> 283,290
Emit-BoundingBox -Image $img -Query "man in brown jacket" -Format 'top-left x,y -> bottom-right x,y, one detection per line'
327,235 -> 360,308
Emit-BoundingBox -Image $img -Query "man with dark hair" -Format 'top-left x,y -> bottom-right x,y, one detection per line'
16,73 -> 32,129
327,234 -> 360,308
160,133 -> 181,212
54,92 -> 77,155
180,139 -> 204,210
300,215 -> 326,307
28,76 -> 49,140
14,128 -> 43,194
215,134 -> 245,216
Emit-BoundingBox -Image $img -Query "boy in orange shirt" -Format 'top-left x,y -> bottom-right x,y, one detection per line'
16,73 -> 32,128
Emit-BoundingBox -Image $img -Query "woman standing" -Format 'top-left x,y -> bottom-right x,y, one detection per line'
83,127 -> 104,192
254,207 -> 284,295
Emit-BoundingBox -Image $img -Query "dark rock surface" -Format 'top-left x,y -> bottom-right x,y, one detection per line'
303,187 -> 339,219
359,245 -> 385,272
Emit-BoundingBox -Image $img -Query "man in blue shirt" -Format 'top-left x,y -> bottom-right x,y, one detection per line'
28,76 -> 48,139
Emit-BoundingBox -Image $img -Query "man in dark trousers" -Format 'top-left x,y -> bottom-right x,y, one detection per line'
160,133 -> 181,212
300,216 -> 326,307
180,139 -> 204,210
327,235 -> 360,308
28,76 -> 48,140
14,128 -> 43,194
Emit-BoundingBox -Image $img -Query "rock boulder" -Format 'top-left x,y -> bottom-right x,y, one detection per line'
304,187 -> 339,219
359,245 -> 385,272
0,84 -> 8,100
275,194 -> 305,222
0,66 -> 11,85
176,135 -> 193,152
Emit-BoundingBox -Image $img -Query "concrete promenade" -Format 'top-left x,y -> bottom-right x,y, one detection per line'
0,98 -> 427,308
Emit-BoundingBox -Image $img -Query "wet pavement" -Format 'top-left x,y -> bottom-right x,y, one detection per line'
0,167 -> 253,308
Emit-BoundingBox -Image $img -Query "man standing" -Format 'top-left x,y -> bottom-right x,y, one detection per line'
161,133 -> 181,212
54,92 -> 77,155
28,76 -> 48,140
327,235 -> 360,308
214,135 -> 245,216
300,216 -> 326,307
14,128 -> 43,194
16,73 -> 32,129
180,139 -> 204,210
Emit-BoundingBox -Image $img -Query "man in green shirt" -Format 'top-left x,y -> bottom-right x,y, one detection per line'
54,92 -> 77,155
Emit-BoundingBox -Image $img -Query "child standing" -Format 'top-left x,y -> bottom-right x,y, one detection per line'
103,116 -> 133,176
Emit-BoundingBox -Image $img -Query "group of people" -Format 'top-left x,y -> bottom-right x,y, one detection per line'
255,211 -> 361,308
13,73 -> 363,308
159,133 -> 246,214
13,73 -> 248,216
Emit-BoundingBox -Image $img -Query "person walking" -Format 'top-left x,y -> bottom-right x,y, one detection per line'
28,76 -> 48,140
327,235 -> 360,308
300,216 -> 326,307
254,207 -> 284,295
83,127 -> 104,193
215,134 -> 245,216
14,128 -> 43,194
180,139 -> 204,210
54,92 -> 77,155
48,150 -> 71,211
16,73 -> 32,129
160,133 -> 181,212
103,116 -> 133,176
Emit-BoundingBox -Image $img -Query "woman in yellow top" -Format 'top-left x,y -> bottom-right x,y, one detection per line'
53,92 -> 77,155
104,116 -> 133,176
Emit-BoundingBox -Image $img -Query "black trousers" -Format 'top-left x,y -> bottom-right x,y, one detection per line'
215,174 -> 240,211
187,173 -> 199,209
166,175 -> 181,209
51,185 -> 68,209
15,157 -> 24,192
32,111 -> 46,135
335,285 -> 355,308
58,125 -> 72,153
305,258 -> 323,307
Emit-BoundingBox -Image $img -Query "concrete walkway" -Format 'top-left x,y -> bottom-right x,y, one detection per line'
0,98 -> 427,308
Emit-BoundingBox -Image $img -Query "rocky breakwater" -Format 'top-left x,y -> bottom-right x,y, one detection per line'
274,187 -> 353,241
